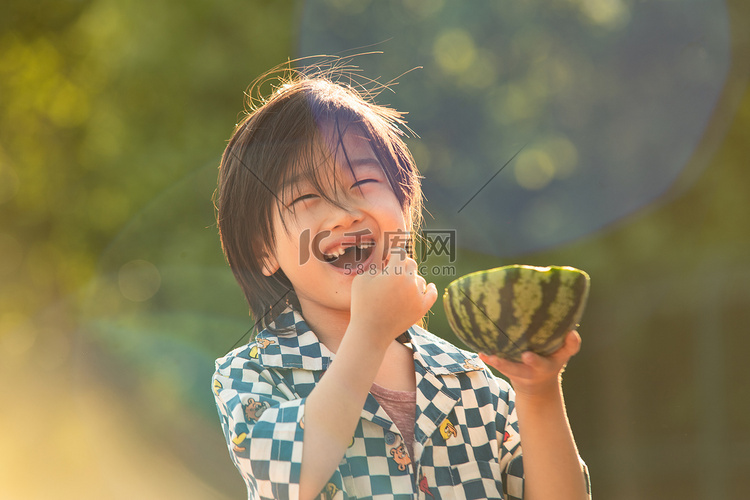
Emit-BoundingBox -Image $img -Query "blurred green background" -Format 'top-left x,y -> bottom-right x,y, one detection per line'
1,0 -> 748,498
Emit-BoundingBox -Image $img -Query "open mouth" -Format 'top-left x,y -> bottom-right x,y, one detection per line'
323,241 -> 376,269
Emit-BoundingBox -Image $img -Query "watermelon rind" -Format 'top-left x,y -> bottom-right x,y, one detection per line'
442,265 -> 590,362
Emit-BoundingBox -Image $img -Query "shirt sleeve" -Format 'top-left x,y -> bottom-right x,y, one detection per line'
212,350 -> 309,500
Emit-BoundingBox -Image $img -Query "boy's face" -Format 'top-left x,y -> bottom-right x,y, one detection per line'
263,127 -> 409,321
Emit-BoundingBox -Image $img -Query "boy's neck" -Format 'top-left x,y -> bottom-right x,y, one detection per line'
298,304 -> 351,353
297,301 -> 417,392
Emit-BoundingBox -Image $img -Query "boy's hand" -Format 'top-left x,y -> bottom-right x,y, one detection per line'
478,330 -> 582,396
348,248 -> 437,347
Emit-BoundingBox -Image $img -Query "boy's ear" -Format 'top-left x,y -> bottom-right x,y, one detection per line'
261,253 -> 279,276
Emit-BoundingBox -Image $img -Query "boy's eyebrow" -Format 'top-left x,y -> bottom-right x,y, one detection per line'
348,157 -> 383,169
343,158 -> 386,178
285,158 -> 384,188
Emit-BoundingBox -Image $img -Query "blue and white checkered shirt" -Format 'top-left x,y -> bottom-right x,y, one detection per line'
212,307 -> 590,499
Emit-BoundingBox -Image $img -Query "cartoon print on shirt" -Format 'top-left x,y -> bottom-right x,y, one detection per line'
462,358 -> 482,371
257,338 -> 276,349
319,481 -> 340,500
390,442 -> 411,471
385,431 -> 411,470
418,473 -> 435,498
249,338 -> 276,359
439,417 -> 458,440
243,397 -> 270,423
232,432 -> 247,453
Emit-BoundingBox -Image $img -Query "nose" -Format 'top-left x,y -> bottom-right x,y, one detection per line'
322,197 -> 364,230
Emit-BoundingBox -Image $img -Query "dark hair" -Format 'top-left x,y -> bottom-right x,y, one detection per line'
215,64 -> 424,331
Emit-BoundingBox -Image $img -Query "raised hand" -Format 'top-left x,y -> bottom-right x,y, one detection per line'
349,248 -> 437,348
478,330 -> 582,396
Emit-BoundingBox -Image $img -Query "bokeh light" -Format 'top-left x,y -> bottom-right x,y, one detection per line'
298,0 -> 731,256
118,259 -> 162,302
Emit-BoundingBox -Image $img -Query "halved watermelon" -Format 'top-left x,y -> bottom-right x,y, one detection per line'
443,265 -> 590,361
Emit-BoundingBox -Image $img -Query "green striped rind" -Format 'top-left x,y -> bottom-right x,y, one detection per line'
443,265 -> 590,361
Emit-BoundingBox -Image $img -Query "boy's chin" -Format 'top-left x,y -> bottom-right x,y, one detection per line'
296,293 -> 351,314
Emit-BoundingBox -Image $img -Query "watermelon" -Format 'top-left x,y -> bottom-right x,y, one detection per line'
443,265 -> 590,362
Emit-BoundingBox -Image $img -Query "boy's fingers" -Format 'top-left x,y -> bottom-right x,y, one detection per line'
407,257 -> 419,274
521,350 -> 545,367
387,244 -> 408,262
566,330 -> 582,355
422,282 -> 438,306
385,253 -> 417,276
383,244 -> 407,270
548,331 -> 581,362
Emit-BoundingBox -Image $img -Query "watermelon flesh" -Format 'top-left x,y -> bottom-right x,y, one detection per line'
443,265 -> 590,362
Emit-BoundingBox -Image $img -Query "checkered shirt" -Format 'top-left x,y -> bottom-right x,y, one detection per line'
212,308 -> 591,499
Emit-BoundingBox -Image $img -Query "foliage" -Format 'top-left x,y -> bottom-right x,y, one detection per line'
1,0 -> 748,498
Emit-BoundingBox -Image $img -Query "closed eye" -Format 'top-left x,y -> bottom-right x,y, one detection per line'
291,193 -> 318,205
351,178 -> 378,189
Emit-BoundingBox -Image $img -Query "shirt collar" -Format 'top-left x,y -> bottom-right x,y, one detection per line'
254,307 -> 335,372
407,324 -> 484,375
253,307 -> 483,375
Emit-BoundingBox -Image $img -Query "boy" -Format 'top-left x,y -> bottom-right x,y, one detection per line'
212,70 -> 590,499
